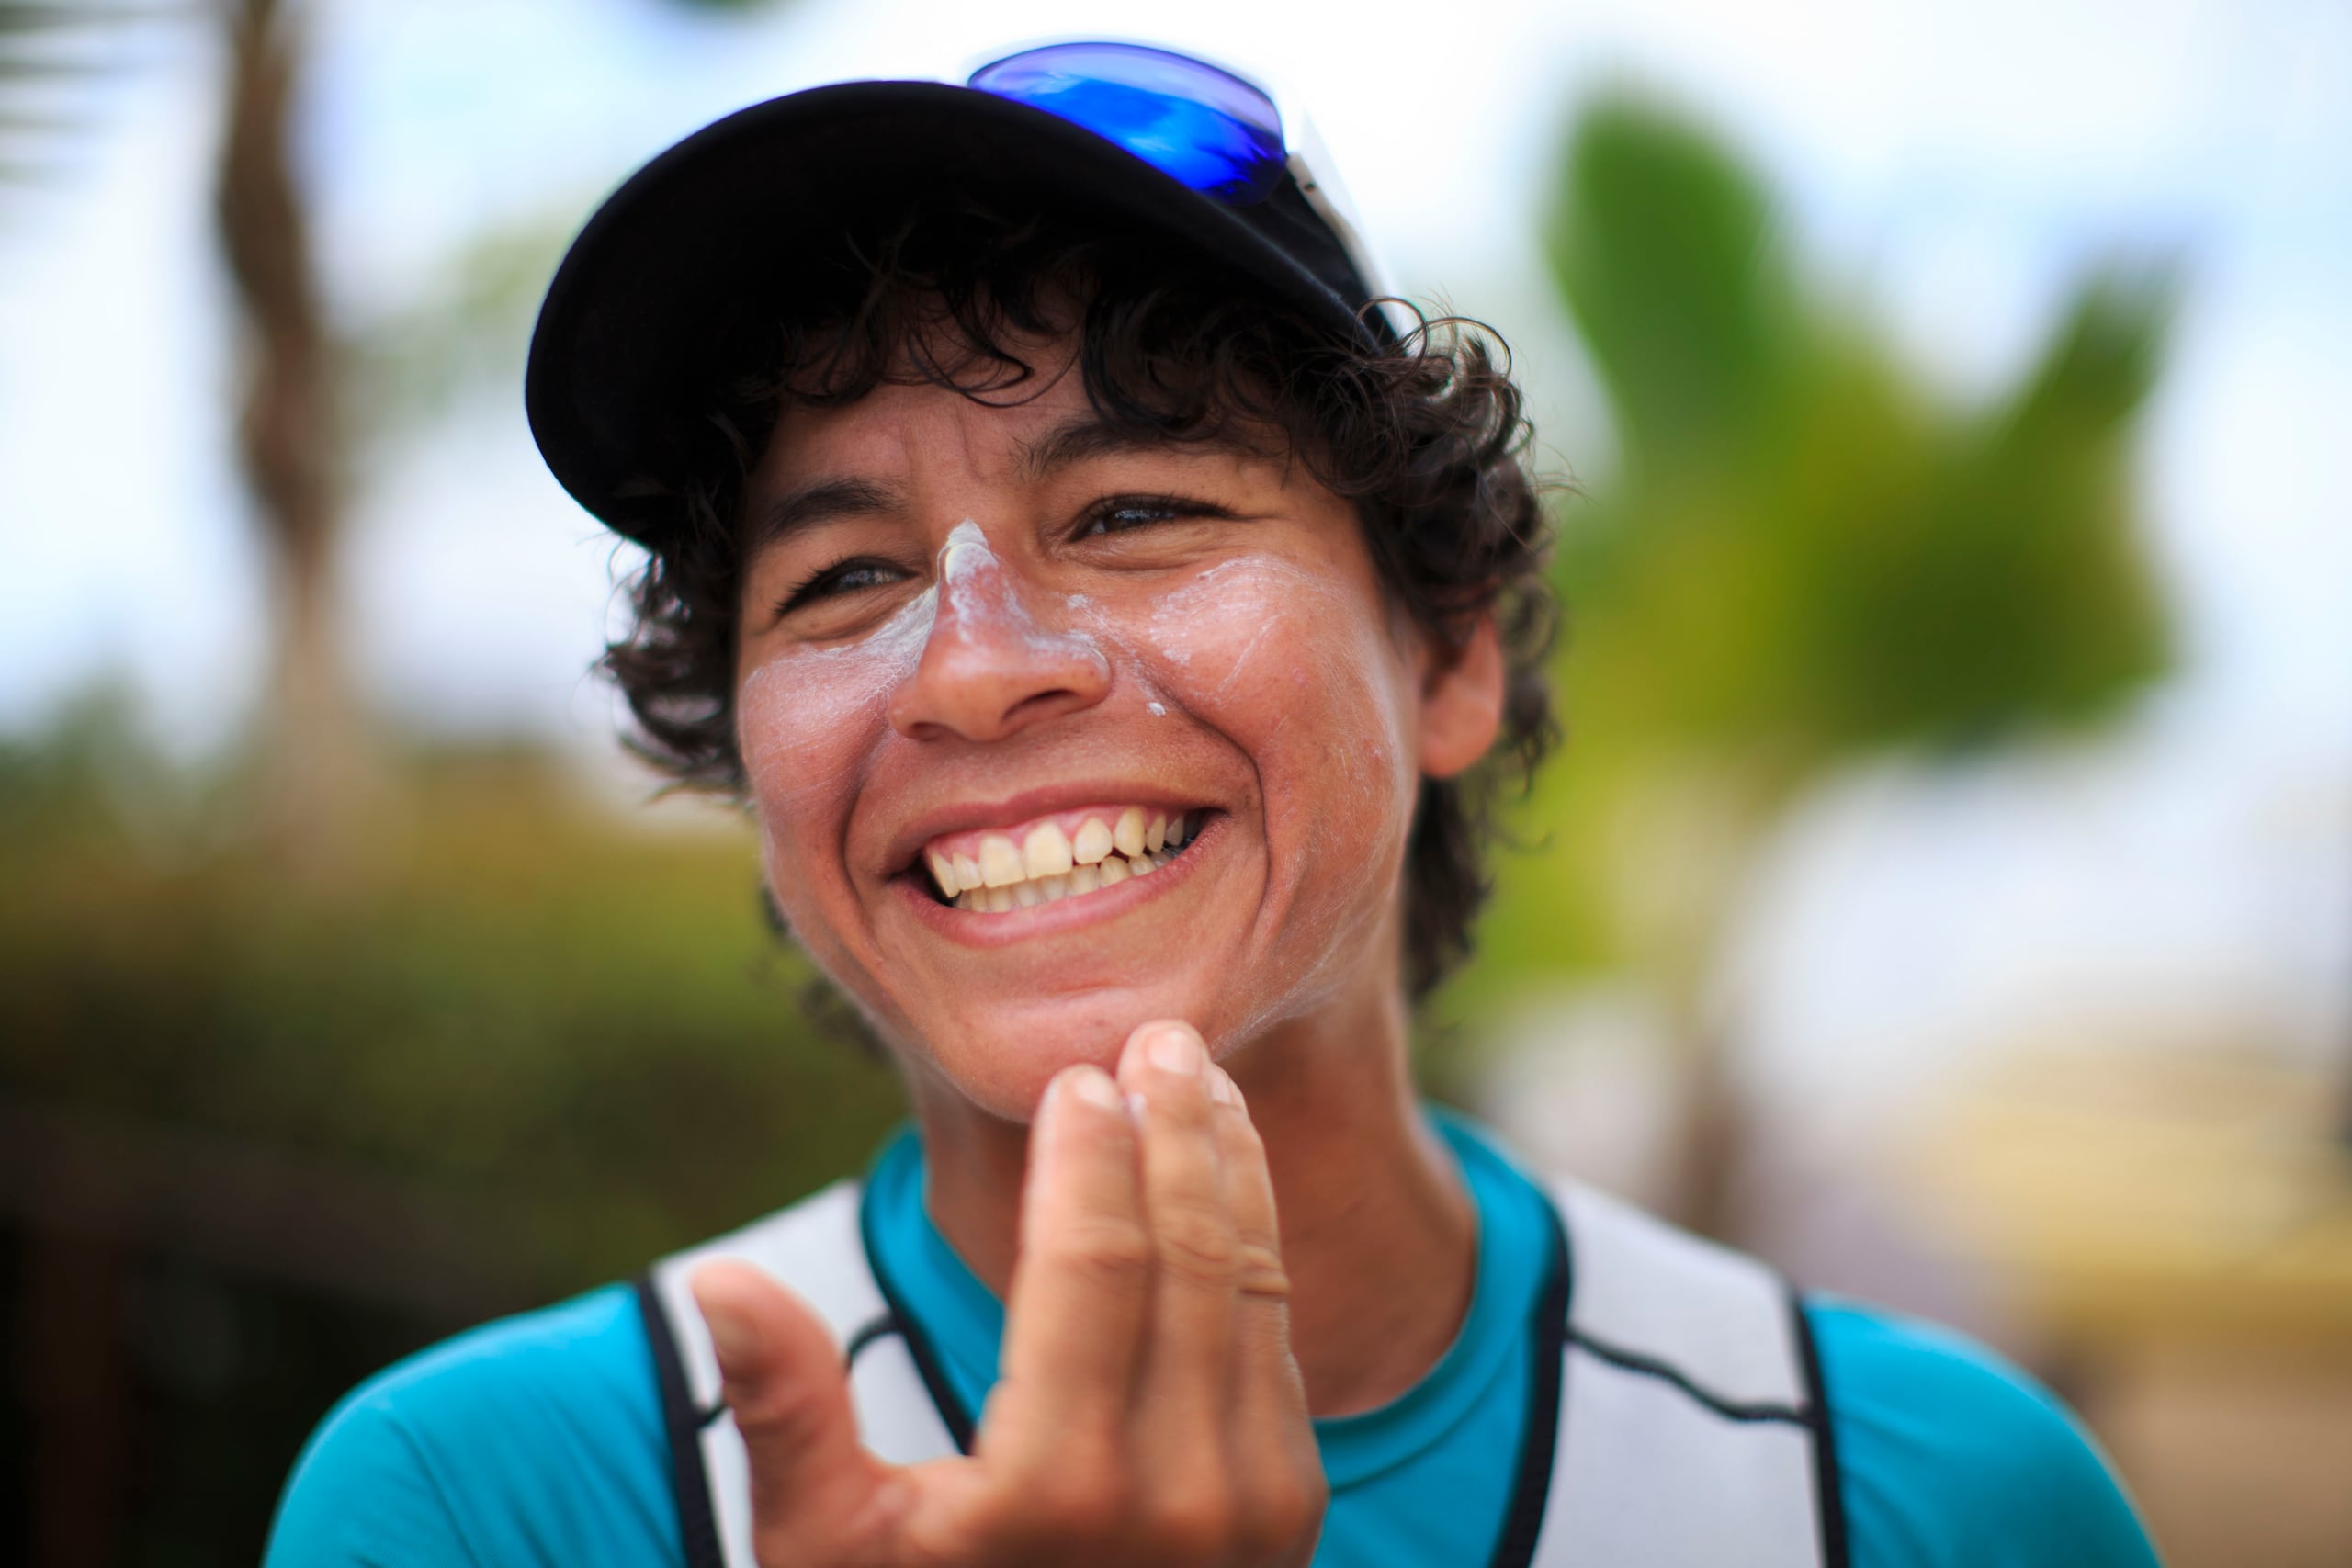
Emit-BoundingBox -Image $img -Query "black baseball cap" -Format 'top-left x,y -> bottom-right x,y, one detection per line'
524,44 -> 1396,545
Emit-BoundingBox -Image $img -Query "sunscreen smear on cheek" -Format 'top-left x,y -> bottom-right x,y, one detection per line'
737,585 -> 937,809
1150,552 -> 1414,858
1146,555 -> 1374,703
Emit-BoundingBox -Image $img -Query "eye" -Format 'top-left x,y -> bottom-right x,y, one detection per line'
775,556 -> 909,616
1077,493 -> 1233,538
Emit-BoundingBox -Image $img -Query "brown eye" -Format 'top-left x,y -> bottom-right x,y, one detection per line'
777,557 -> 908,615
1089,502 -> 1177,535
1079,494 -> 1232,538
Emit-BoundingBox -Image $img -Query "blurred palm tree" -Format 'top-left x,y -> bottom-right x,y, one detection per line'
1470,93 -> 2176,1228
210,0 -> 791,873
214,0 -> 366,872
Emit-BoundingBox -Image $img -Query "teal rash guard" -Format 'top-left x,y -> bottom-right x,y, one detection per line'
266,1115 -> 2160,1567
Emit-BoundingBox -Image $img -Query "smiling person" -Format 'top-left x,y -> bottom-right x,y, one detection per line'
266,41 -> 2160,1568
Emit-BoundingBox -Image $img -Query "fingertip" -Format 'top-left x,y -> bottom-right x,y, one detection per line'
1124,1017 -> 1201,1049
1117,1018 -> 1206,1089
1028,1066 -> 1133,1196
1062,1063 -> 1126,1113
689,1260 -> 767,1374
1037,1064 -> 1128,1140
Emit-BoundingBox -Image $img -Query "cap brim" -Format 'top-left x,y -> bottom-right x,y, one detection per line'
526,80 -> 1373,539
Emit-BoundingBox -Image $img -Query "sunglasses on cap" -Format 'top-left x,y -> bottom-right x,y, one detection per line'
967,40 -> 1407,340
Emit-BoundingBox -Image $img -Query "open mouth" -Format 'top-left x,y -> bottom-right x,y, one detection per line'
917,806 -> 1208,913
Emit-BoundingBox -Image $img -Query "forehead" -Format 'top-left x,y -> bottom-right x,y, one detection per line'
752,362 -> 1097,492
751,302 -> 1091,475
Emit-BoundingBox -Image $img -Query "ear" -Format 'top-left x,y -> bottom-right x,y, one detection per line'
1417,614 -> 1507,780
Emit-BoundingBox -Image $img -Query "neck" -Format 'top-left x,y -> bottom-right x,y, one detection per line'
912,983 -> 1476,1417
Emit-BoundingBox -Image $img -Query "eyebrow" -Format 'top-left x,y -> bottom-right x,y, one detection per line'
1012,414 -> 1268,483
744,476 -> 901,556
747,417 -> 1268,552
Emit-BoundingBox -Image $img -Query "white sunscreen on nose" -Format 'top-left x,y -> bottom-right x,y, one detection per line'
741,519 -> 1041,738
741,521 -> 1119,784
933,519 -> 1109,672
939,518 -> 993,592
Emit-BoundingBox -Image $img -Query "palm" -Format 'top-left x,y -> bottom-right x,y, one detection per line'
1552,100 -> 2168,765
1464,96 -> 2175,1220
210,0 -> 795,864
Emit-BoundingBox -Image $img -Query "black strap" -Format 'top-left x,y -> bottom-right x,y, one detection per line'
635,1274 -> 727,1568
856,1175 -> 977,1452
1790,1292 -> 1851,1568
1484,1199 -> 1572,1568
1487,1194 -> 1843,1568
1561,1325 -> 1814,1426
640,1187 -> 1839,1568
843,1311 -> 900,1364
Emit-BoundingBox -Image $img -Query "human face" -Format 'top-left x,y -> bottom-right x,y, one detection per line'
732,341 -> 1448,1120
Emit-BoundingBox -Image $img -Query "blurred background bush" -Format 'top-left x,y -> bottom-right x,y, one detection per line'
2,1 -> 2347,1563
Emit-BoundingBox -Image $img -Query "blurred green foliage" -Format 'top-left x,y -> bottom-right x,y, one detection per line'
1460,94 -> 2175,1012
0,694 -> 904,1301
0,693 -> 907,1562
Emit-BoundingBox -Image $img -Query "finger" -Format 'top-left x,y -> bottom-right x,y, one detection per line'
1116,1021 -> 1238,1438
1208,1066 -> 1325,1556
1209,1066 -> 1310,1427
690,1260 -> 890,1552
987,1064 -> 1150,1471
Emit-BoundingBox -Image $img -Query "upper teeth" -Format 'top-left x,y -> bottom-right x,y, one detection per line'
927,809 -> 1193,912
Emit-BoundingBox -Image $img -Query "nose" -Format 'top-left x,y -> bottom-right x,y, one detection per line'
887,528 -> 1112,743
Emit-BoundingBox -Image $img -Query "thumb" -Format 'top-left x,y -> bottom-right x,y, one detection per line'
691,1260 -> 890,1550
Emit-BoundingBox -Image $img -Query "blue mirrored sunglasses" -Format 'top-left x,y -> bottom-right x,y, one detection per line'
968,41 -> 1287,207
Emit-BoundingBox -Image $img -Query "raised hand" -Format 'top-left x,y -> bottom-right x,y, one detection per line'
690,1019 -> 1328,1567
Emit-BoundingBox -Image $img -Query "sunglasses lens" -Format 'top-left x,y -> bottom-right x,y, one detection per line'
968,42 -> 1285,206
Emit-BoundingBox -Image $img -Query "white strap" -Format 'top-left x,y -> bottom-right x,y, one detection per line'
1557,1180 -> 1807,1408
647,1181 -> 961,1568
1525,1179 -> 1833,1568
1534,1348 -> 1824,1567
649,1177 -> 1832,1568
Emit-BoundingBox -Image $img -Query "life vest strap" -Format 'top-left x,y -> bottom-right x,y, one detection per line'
637,1175 -> 1848,1568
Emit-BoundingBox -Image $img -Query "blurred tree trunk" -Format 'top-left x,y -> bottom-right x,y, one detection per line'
216,0 -> 374,874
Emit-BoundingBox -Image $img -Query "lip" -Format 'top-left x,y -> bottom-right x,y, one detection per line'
878,778 -> 1217,880
892,810 -> 1221,947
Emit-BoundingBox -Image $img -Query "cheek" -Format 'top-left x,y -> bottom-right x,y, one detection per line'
1138,558 -> 1416,855
737,591 -> 935,874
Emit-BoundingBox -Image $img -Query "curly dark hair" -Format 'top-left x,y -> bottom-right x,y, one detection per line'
602,196 -> 1558,1000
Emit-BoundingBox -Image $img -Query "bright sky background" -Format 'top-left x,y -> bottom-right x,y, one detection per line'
1,0 -> 2346,1088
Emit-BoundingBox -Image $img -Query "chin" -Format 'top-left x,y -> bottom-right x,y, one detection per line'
904,980 -> 1240,1121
